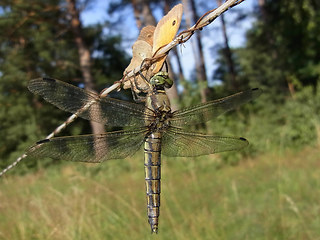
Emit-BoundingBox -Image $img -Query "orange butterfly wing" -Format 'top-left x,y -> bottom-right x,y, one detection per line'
151,4 -> 183,73
123,26 -> 155,89
123,4 -> 183,90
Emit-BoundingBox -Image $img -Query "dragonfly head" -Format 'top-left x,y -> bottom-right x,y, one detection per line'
150,71 -> 173,89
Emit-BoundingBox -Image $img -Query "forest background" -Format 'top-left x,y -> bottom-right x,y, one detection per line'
0,0 -> 319,239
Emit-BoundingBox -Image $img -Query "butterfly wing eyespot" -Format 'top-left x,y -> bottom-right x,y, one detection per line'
151,4 -> 183,73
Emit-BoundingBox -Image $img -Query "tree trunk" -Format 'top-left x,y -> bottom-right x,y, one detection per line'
189,0 -> 207,83
162,0 -> 180,110
183,0 -> 209,102
132,0 -> 157,28
66,0 -> 106,137
217,0 -> 238,91
165,56 -> 179,111
258,0 -> 266,20
132,0 -> 143,29
172,47 -> 185,87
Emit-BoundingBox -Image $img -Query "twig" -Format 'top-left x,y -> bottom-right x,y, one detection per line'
0,82 -> 120,176
0,0 -> 244,176
121,0 -> 244,84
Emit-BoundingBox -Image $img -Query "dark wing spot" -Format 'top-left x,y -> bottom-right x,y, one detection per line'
172,20 -> 176,26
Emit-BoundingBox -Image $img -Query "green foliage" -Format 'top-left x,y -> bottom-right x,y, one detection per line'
0,0 -> 320,238
0,0 -> 130,172
209,85 -> 320,161
239,0 -> 320,93
1,0 -> 320,175
209,0 -> 320,161
179,79 -> 203,108
91,34 -> 130,91
237,0 -> 320,153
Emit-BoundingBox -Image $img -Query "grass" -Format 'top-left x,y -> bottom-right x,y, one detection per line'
0,148 -> 319,240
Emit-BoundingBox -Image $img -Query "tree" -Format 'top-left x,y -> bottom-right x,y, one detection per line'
66,0 -> 106,138
182,0 -> 210,102
0,0 -> 130,172
0,0 -> 80,171
217,0 -> 238,91
239,0 -> 320,97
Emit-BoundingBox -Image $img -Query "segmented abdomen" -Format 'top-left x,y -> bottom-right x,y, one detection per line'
144,132 -> 162,234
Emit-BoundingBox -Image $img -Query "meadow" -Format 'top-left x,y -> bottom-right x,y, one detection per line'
1,1 -> 320,239
0,147 -> 319,240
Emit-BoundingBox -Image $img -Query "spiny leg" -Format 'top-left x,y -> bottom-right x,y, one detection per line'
130,70 -> 149,102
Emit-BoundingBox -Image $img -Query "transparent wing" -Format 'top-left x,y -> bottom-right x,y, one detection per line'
28,78 -> 153,127
170,88 -> 261,127
27,128 -> 148,162
162,127 -> 248,157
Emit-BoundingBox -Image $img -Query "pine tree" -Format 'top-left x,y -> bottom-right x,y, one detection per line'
0,0 -> 130,173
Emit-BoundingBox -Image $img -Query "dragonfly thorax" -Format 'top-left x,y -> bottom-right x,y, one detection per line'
145,89 -> 172,132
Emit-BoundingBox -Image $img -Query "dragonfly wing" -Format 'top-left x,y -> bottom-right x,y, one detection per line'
162,127 -> 248,157
27,128 -> 148,162
28,78 -> 152,127
170,88 -> 261,127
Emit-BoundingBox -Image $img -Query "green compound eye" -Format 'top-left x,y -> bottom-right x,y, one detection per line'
150,71 -> 173,88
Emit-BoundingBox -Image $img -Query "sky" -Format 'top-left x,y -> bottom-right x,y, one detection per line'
80,0 -> 257,84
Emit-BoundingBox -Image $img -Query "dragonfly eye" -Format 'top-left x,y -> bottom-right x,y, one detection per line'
163,77 -> 173,88
150,71 -> 173,89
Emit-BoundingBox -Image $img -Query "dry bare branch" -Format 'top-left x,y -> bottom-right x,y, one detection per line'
0,0 -> 245,176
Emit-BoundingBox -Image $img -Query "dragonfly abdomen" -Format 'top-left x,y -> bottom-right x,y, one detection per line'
144,132 -> 162,234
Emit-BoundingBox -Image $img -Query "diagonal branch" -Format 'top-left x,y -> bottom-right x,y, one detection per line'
120,0 -> 244,86
0,0 -> 244,176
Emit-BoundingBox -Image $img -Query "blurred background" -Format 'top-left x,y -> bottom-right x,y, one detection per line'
0,0 -> 320,239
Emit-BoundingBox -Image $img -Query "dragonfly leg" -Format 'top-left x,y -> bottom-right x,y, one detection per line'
131,88 -> 146,102
134,70 -> 151,93
160,60 -> 168,72
129,71 -> 147,102
129,77 -> 140,102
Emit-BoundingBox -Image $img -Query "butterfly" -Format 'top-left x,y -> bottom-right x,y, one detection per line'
122,4 -> 183,93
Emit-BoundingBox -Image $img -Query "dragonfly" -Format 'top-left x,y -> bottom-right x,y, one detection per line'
27,73 -> 261,233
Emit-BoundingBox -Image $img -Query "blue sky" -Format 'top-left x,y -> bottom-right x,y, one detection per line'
80,0 -> 256,83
